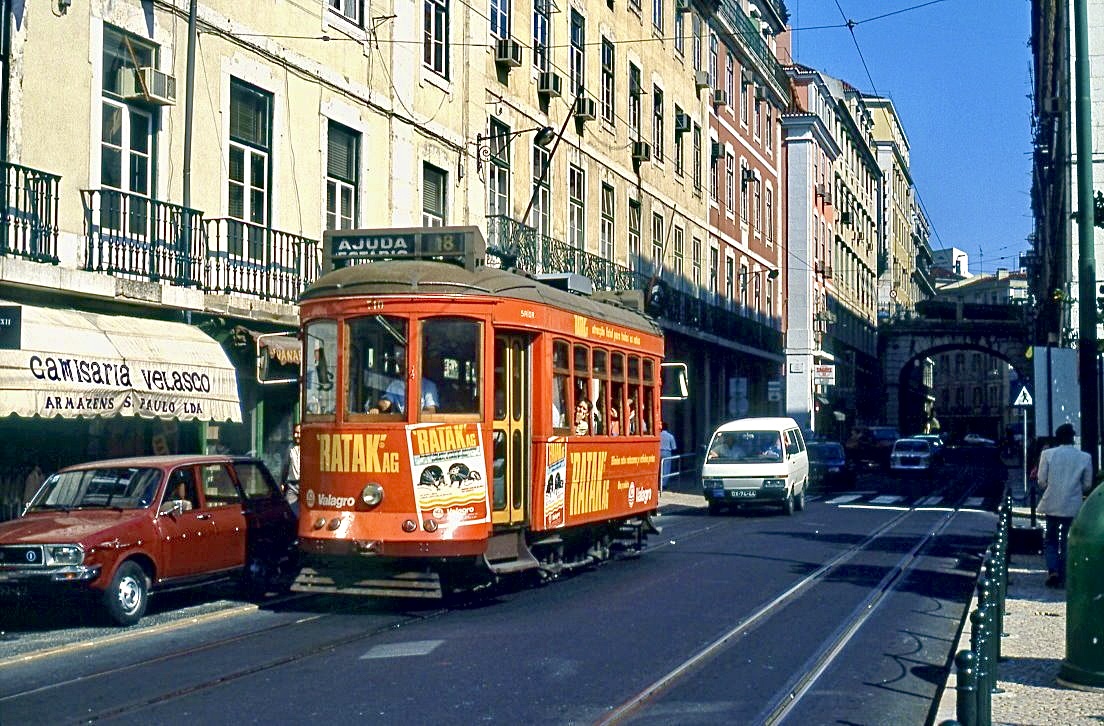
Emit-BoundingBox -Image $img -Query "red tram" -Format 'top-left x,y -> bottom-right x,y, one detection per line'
292,227 -> 679,597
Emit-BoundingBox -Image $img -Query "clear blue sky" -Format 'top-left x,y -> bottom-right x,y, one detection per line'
786,0 -> 1034,275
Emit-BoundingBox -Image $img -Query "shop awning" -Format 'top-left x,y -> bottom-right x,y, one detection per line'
0,302 -> 242,422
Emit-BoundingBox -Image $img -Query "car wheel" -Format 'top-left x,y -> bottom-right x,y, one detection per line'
707,501 -> 722,516
795,486 -> 807,512
102,561 -> 148,627
782,492 -> 795,516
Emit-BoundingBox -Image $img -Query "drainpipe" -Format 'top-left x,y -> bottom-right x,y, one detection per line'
0,0 -> 11,254
1074,0 -> 1099,475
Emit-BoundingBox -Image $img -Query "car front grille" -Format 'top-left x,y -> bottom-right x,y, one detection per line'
0,545 -> 45,567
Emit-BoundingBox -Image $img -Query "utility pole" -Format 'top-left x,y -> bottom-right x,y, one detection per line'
1074,0 -> 1099,474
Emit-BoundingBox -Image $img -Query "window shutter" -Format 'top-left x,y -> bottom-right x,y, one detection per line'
327,124 -> 357,182
423,167 -> 443,214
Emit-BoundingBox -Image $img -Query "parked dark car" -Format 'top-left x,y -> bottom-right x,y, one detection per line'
0,455 -> 297,626
845,425 -> 901,469
807,441 -> 855,490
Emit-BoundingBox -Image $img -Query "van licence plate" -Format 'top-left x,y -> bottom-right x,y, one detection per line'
730,490 -> 756,498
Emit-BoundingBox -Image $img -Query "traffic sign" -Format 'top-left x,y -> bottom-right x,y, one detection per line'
1012,385 -> 1033,407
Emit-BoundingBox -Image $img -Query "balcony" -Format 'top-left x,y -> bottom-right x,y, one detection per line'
82,189 -> 205,287
486,214 -> 783,355
204,217 -> 321,303
716,0 -> 790,93
1,162 -> 60,264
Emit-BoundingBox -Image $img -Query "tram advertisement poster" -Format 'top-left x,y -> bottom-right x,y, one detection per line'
407,422 -> 490,526
543,438 -> 567,529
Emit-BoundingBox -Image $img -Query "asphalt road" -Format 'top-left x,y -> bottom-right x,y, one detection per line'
0,465 -> 1005,725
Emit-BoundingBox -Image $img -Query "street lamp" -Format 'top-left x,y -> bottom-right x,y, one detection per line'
473,125 -> 556,175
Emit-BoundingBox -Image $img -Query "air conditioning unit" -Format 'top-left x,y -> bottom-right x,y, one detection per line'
712,89 -> 729,107
694,70 -> 711,91
840,210 -> 853,225
537,71 -> 563,98
741,69 -> 755,87
674,111 -> 692,134
495,38 -> 523,68
574,96 -> 597,122
754,85 -> 768,101
632,141 -> 652,163
118,66 -> 177,106
824,265 -> 834,279
675,0 -> 691,13
710,140 -> 723,161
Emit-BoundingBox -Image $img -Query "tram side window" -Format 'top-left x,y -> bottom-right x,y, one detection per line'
422,318 -> 481,416
573,344 -> 596,435
552,339 -> 570,432
609,352 -> 625,436
642,358 -> 656,435
347,315 -> 409,417
627,355 -> 643,434
592,349 -> 609,436
304,320 -> 337,416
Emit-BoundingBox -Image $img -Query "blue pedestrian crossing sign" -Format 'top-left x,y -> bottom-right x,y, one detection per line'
1011,385 -> 1033,407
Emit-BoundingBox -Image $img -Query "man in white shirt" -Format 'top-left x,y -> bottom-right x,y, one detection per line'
659,422 -> 677,490
368,348 -> 439,415
1037,422 -> 1092,587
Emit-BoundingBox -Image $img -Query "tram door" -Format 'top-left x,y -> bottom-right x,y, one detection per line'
491,334 -> 530,526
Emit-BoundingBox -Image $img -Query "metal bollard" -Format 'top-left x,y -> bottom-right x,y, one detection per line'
954,649 -> 977,726
971,607 -> 992,725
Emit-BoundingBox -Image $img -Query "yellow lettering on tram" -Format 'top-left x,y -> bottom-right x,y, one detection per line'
413,425 -> 478,456
574,315 -> 589,338
568,450 -> 609,516
317,433 -> 399,473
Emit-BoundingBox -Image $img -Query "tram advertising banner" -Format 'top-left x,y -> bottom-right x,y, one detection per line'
543,438 -> 567,529
407,423 -> 490,527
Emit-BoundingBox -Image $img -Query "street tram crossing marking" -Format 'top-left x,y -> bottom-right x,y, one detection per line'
824,494 -> 864,504
917,496 -> 944,507
870,495 -> 905,505
964,497 -> 985,508
360,640 -> 443,659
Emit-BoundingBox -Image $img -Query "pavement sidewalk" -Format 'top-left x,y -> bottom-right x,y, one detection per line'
933,509 -> 1104,725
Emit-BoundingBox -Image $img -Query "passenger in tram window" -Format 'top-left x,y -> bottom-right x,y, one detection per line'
369,348 -> 439,414
627,398 -> 639,435
551,374 -> 567,429
574,400 -> 592,436
608,406 -> 621,436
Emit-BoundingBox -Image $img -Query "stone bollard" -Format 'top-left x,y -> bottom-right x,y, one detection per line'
1059,483 -> 1104,688
954,649 -> 977,726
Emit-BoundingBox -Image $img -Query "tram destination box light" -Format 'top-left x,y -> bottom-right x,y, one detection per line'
322,226 -> 486,272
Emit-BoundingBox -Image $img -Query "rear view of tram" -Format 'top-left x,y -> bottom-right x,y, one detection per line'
292,227 -> 673,598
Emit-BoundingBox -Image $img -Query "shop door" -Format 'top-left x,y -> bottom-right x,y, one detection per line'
491,334 -> 530,526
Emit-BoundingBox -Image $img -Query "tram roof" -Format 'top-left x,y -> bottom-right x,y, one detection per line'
301,261 -> 661,336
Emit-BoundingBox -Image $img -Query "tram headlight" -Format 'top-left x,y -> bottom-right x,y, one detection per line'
360,483 -> 384,507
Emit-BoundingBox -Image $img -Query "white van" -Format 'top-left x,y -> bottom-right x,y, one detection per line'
701,417 -> 810,515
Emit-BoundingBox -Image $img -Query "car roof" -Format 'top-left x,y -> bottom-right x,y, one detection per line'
893,438 -> 931,447
713,417 -> 802,433
58,454 -> 261,471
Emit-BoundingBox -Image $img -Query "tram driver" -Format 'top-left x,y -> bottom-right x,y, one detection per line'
368,347 -> 440,415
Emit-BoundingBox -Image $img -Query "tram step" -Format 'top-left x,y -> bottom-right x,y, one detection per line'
484,530 -> 540,574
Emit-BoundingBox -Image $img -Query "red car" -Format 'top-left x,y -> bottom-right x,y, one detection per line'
0,455 -> 297,626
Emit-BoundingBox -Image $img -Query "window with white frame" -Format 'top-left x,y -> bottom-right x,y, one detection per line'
568,164 -> 585,250
741,77 -> 750,126
628,64 -> 642,137
531,145 -> 551,235
422,163 -> 447,227
490,0 -> 510,39
629,0 -> 641,13
709,246 -> 718,298
328,0 -> 364,26
725,54 -> 734,108
709,148 -> 718,202
725,153 -> 734,213
674,8 -> 684,56
673,226 -> 684,282
600,183 -> 615,261
753,182 -> 762,233
709,33 -> 718,88
652,86 -> 664,162
227,78 -> 272,260
765,104 -> 773,151
692,236 -> 702,290
651,212 -> 663,273
533,0 -> 550,71
674,105 -> 685,176
326,121 -> 359,230
601,38 -> 615,124
727,257 -> 736,306
569,11 -> 585,95
766,277 -> 774,322
424,0 -> 449,77
692,15 -> 702,71
754,91 -> 762,138
739,162 -> 749,220
628,199 -> 641,272
692,124 -> 702,193
100,27 -> 155,236
652,0 -> 664,32
765,187 -> 773,243
487,119 -> 510,218
735,261 -> 745,310
753,269 -> 762,319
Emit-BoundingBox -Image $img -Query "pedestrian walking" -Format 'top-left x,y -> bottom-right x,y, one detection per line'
281,424 -> 301,512
1036,422 -> 1092,588
659,422 -> 677,491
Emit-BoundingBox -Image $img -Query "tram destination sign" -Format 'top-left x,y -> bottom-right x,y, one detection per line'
324,226 -> 486,271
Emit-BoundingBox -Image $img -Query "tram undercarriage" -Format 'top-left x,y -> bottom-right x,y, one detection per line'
291,513 -> 661,599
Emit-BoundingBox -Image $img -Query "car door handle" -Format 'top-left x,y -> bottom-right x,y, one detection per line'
195,513 -> 211,520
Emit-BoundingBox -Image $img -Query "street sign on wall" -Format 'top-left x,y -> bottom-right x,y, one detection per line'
812,364 -> 836,386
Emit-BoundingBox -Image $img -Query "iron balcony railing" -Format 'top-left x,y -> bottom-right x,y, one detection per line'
716,0 -> 790,93
1,162 -> 60,264
486,214 -> 783,354
82,189 -> 206,287
204,217 -> 321,303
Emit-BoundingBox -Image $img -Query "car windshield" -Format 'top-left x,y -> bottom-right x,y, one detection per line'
28,467 -> 163,510
808,442 -> 844,460
707,431 -> 783,463
894,441 -> 929,454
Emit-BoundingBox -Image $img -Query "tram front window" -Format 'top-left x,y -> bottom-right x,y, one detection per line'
304,320 -> 337,416
422,318 -> 481,415
347,315 -> 409,417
